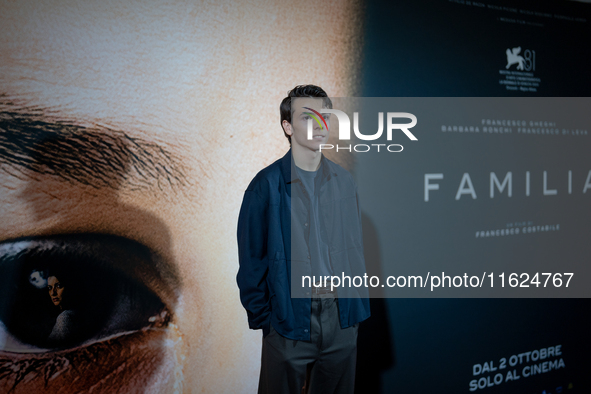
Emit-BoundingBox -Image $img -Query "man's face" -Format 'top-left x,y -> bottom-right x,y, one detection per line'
0,0 -> 361,392
288,98 -> 331,152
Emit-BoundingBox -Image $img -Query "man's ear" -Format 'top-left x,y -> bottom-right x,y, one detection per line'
282,120 -> 293,136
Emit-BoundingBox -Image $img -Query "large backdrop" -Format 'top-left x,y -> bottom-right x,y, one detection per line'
0,0 -> 589,393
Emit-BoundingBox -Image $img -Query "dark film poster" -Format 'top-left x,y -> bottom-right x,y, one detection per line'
357,1 -> 591,393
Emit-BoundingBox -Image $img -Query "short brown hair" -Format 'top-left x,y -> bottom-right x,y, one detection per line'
280,85 -> 332,145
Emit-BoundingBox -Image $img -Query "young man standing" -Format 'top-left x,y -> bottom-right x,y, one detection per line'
237,85 -> 370,394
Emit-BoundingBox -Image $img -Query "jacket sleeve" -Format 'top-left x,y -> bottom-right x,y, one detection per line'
236,189 -> 271,335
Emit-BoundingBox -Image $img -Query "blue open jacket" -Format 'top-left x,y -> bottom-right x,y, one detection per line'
237,149 -> 370,341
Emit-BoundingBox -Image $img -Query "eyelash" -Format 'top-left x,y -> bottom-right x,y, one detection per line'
0,313 -> 171,391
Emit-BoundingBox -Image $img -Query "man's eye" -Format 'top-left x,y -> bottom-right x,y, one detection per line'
0,234 -> 174,352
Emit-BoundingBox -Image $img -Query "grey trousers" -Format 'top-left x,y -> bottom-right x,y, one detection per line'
258,295 -> 359,394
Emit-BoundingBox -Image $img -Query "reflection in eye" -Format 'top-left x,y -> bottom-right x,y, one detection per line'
0,235 -> 171,352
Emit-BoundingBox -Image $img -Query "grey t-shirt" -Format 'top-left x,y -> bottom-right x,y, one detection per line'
296,164 -> 333,278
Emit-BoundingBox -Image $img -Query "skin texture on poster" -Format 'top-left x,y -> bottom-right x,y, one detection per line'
0,0 -> 363,392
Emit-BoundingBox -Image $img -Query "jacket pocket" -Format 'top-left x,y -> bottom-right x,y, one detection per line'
268,251 -> 289,322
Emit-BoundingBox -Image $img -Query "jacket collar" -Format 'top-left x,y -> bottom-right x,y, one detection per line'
280,148 -> 334,184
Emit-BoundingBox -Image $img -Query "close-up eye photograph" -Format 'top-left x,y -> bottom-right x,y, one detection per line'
1,0 -> 590,393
